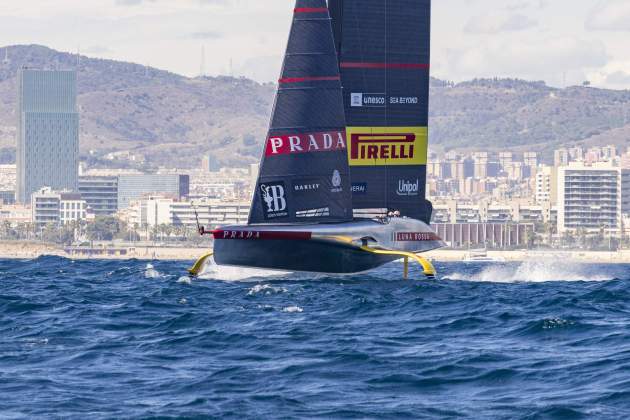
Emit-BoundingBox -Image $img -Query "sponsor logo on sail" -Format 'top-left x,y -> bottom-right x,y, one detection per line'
260,181 -> 288,219
347,126 -> 428,166
397,179 -> 420,196
296,207 -> 330,218
350,92 -> 386,108
220,230 -> 262,239
213,230 -> 312,240
293,179 -> 320,195
331,169 -> 343,193
351,182 -> 367,194
394,232 -> 440,242
265,131 -> 346,156
390,96 -> 419,105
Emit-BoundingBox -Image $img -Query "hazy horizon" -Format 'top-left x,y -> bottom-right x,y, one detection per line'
0,0 -> 629,89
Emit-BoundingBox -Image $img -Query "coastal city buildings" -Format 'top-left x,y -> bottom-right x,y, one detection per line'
1,69 -> 629,250
17,69 -> 79,203
117,174 -> 189,209
122,196 -> 249,228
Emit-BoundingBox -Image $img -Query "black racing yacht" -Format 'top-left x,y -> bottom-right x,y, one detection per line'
190,0 -> 445,278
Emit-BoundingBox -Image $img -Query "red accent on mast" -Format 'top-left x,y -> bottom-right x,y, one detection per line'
294,7 -> 328,13
278,76 -> 340,84
340,62 -> 430,69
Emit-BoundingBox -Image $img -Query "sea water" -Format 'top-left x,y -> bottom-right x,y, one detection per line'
1,256 -> 630,418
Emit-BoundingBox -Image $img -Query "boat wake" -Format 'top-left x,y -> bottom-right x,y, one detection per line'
194,256 -> 291,282
444,260 -> 617,283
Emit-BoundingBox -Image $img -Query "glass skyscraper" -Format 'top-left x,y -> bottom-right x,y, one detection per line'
16,69 -> 79,203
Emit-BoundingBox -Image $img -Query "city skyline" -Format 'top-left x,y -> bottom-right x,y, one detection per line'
0,0 -> 629,88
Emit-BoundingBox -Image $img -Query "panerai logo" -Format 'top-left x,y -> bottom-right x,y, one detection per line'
260,182 -> 288,219
331,170 -> 343,193
397,179 -> 420,196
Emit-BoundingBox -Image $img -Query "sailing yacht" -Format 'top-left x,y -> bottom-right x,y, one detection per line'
190,0 -> 445,278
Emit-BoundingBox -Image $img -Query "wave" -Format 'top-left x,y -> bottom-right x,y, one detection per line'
193,255 -> 291,282
444,260 -> 617,283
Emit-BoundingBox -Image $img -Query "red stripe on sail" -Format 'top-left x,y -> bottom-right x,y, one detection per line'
279,76 -> 340,84
294,7 -> 328,13
340,62 -> 430,69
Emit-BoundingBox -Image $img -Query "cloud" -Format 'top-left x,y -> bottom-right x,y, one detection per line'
605,71 -> 630,85
505,0 -> 549,12
586,0 -> 630,31
83,45 -> 113,54
441,36 -> 608,84
237,55 -> 282,83
464,13 -> 538,34
188,31 -> 222,40
115,0 -> 149,5
115,0 -> 227,6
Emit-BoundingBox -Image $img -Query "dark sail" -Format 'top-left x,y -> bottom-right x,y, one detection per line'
329,0 -> 433,224
249,0 -> 353,225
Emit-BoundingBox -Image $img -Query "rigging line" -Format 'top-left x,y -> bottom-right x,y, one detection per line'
384,0 -> 389,212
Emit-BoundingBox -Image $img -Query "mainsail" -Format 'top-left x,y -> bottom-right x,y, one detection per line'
249,0 -> 353,225
329,0 -> 433,224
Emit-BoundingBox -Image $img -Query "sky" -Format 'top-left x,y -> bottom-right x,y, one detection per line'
1,0 -> 630,89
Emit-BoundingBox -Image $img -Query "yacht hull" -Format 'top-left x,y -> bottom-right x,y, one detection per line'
210,218 -> 445,274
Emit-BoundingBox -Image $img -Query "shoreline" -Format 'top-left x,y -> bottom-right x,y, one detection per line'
0,241 -> 628,264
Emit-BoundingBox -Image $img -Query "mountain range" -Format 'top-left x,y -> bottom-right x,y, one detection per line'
0,45 -> 629,168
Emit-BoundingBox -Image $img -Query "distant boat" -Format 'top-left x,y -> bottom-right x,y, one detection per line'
463,249 -> 506,263
190,0 -> 445,279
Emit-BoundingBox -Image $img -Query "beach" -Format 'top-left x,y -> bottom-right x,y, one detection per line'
1,240 -> 628,264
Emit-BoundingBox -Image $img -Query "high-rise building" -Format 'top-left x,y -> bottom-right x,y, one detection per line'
17,69 -> 78,203
472,152 -> 488,179
557,162 -> 621,235
498,152 -> 514,169
554,148 -> 569,167
622,169 -> 630,216
535,165 -> 556,204
523,152 -> 538,167
568,147 -> 584,161
117,174 -> 190,209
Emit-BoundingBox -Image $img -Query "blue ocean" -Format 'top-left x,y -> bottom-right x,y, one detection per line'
1,256 -> 630,419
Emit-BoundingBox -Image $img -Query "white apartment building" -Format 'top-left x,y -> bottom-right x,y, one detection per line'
557,162 -> 622,235
0,204 -> 31,225
431,200 -> 549,225
535,165 -> 556,204
31,187 -> 88,226
126,196 -> 250,228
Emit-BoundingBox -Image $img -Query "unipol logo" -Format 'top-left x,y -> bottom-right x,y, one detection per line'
397,179 -> 420,196
260,182 -> 288,219
265,131 -> 346,156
